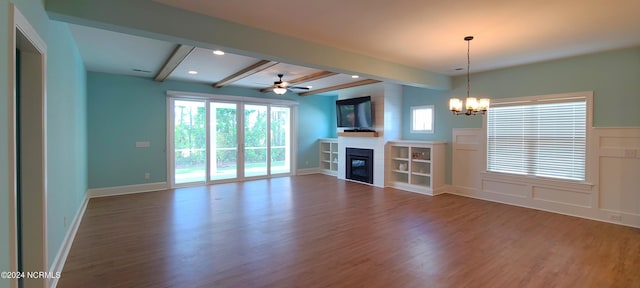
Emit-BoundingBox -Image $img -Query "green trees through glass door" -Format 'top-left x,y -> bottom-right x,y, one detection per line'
174,100 -> 291,184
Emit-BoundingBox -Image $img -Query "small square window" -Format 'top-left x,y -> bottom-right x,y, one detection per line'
410,105 -> 434,134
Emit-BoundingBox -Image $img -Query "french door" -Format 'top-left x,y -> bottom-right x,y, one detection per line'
170,97 -> 293,187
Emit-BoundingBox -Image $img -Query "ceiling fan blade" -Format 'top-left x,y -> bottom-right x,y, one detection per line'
288,86 -> 310,90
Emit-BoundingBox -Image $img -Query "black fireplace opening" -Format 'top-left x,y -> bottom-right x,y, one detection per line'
346,148 -> 374,184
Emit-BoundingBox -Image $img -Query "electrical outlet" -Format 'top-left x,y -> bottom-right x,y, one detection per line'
144,172 -> 150,179
609,214 -> 622,221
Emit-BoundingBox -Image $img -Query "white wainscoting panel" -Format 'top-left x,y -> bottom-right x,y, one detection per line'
532,186 -> 592,208
481,179 -> 529,198
451,127 -> 640,228
599,158 -> 640,213
595,128 -> 640,227
452,129 -> 482,194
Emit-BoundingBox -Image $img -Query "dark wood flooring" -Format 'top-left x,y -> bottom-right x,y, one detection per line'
58,174 -> 640,287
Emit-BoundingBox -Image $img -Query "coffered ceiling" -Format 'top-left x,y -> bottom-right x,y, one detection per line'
62,0 -> 640,96
69,24 -> 376,96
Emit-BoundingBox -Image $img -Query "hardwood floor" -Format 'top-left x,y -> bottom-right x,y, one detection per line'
58,174 -> 640,288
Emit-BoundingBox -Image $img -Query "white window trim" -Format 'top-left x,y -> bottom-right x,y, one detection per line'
410,105 -> 434,134
482,91 -> 595,185
166,90 -> 299,106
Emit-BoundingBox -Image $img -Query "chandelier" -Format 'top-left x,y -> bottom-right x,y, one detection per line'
449,36 -> 489,115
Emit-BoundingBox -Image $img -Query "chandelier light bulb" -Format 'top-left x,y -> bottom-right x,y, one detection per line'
449,98 -> 462,113
466,97 -> 479,111
479,98 -> 490,112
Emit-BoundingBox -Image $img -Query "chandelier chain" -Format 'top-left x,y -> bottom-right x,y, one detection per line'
466,38 -> 470,99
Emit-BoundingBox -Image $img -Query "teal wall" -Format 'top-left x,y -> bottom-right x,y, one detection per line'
298,93 -> 338,168
467,47 -> 640,127
402,47 -> 640,184
0,2 -> 11,283
401,86 -> 461,184
44,14 -> 88,270
0,0 -> 87,286
87,72 -> 336,188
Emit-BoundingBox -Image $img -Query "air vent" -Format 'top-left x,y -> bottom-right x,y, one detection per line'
132,68 -> 152,73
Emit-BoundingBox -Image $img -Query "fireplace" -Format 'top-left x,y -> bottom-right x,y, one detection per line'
346,148 -> 374,184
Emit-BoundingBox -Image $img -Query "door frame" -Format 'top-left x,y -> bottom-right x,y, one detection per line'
166,97 -> 209,187
9,4 -> 48,288
166,91 -> 298,188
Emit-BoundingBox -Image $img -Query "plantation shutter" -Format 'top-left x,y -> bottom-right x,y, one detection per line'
487,98 -> 586,181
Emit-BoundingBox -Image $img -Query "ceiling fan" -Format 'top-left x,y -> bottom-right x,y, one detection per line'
271,74 -> 310,95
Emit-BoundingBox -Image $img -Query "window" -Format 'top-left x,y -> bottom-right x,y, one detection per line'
486,92 -> 591,181
410,105 -> 434,133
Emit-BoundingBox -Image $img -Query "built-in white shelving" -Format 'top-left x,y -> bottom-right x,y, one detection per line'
386,141 -> 445,195
319,138 -> 339,176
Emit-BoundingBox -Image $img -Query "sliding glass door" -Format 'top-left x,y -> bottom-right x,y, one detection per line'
270,106 -> 291,174
173,100 -> 206,184
244,104 -> 268,177
170,97 -> 294,187
210,102 -> 238,181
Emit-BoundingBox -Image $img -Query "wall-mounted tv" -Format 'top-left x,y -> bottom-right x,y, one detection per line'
336,96 -> 373,131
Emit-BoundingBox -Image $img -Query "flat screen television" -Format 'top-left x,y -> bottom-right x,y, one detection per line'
336,96 -> 373,131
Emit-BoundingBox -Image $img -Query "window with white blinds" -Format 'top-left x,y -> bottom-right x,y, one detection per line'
486,95 -> 588,181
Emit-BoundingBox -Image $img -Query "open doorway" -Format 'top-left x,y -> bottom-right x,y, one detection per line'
10,5 -> 48,288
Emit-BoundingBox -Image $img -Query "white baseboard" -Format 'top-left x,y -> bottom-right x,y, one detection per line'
447,186 -> 640,229
296,168 -> 321,175
432,185 -> 450,196
49,194 -> 89,288
87,182 -> 168,198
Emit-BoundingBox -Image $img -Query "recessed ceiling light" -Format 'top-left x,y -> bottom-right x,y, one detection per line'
188,70 -> 198,75
213,50 -> 225,55
352,75 -> 360,79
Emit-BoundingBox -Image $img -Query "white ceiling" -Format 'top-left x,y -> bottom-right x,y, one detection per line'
69,0 -> 640,95
69,24 -> 176,77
